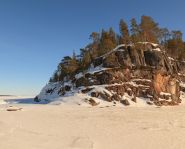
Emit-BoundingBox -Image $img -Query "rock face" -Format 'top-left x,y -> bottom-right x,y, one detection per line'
36,42 -> 185,106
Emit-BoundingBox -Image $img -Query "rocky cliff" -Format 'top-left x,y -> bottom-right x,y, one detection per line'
35,42 -> 185,106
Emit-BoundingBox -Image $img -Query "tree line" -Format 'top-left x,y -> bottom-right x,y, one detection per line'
50,15 -> 185,82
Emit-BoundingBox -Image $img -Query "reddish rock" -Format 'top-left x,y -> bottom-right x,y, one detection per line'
81,88 -> 94,93
127,89 -> 133,96
121,99 -> 130,106
146,101 -> 153,105
111,94 -> 121,101
91,92 -> 99,98
131,96 -> 137,103
99,92 -> 112,102
89,98 -> 99,106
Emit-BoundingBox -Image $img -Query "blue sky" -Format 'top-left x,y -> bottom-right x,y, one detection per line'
0,0 -> 185,96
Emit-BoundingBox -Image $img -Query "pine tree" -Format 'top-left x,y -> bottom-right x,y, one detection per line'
59,53 -> 79,77
130,18 -> 140,43
158,28 -> 170,45
171,30 -> 183,40
140,15 -> 159,43
99,29 -> 116,56
68,51 -> 79,74
79,48 -> 91,70
90,32 -> 100,43
50,71 -> 59,82
119,19 -> 130,44
166,31 -> 184,59
88,32 -> 100,59
83,51 -> 91,68
109,27 -> 117,45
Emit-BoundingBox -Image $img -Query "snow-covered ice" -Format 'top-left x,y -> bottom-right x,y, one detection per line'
0,102 -> 185,149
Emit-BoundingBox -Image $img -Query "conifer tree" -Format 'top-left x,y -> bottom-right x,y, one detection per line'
79,48 -> 91,70
109,27 -> 117,45
167,30 -> 184,59
69,51 -> 79,74
90,32 -> 100,43
158,28 -> 170,45
59,53 -> 79,77
171,30 -> 183,40
99,29 -> 116,56
89,32 -> 100,59
119,19 -> 130,44
130,18 -> 140,43
140,15 -> 159,43
50,71 -> 59,82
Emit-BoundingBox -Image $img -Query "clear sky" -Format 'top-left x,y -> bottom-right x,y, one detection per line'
0,0 -> 185,96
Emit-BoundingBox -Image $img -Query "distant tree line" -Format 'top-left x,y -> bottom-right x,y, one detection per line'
50,15 -> 185,82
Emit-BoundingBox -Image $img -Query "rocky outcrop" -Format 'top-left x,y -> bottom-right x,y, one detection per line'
36,42 -> 185,106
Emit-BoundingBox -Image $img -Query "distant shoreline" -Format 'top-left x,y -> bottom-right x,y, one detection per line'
0,95 -> 14,97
